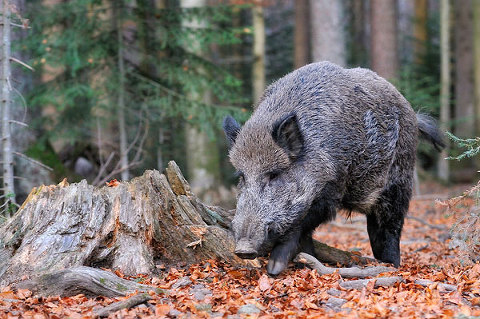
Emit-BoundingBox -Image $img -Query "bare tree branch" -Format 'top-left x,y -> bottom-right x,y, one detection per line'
13,151 -> 53,171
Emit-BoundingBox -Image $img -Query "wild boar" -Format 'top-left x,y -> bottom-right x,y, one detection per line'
222,61 -> 444,276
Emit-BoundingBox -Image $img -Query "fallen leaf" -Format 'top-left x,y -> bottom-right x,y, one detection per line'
16,289 -> 32,299
258,275 -> 271,292
0,291 -> 16,299
155,304 -> 171,316
106,179 -> 120,187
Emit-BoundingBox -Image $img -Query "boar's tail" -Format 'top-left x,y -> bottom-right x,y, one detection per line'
416,113 -> 446,151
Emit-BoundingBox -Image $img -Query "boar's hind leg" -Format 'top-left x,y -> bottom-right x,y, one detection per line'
366,183 -> 411,268
267,230 -> 301,276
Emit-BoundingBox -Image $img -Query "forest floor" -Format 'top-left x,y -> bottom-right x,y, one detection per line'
1,183 -> 480,318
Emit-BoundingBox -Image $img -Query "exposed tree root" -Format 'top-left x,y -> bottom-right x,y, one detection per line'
312,241 -> 376,267
414,279 -> 457,291
294,252 -> 395,278
14,266 -> 163,298
296,253 -> 458,292
339,277 -> 404,290
94,293 -> 152,318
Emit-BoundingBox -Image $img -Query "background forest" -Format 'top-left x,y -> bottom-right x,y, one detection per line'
1,0 -> 480,215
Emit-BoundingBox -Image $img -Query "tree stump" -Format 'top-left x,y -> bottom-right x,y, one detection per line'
0,161 -> 375,294
0,161 -> 245,287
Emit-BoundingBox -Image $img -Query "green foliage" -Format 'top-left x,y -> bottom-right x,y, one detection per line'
22,0 -> 250,145
393,66 -> 440,115
0,193 -> 17,220
446,132 -> 480,161
25,139 -> 67,180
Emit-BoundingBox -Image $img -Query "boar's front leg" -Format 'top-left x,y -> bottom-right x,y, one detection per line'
267,229 -> 301,276
366,183 -> 410,267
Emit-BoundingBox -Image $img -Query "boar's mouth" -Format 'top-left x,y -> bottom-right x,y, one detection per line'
234,238 -> 258,259
234,226 -> 277,260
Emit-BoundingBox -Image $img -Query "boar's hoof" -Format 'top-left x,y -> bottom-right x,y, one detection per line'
235,239 -> 258,260
266,259 -> 288,276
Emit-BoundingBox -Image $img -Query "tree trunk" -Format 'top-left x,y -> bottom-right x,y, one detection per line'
252,4 -> 266,104
294,0 -> 310,69
0,161 -> 242,287
438,0 -> 450,182
413,0 -> 428,64
309,0 -> 346,66
370,0 -> 398,79
451,0 -> 475,180
475,0 -> 480,138
181,0 -> 221,200
453,0 -> 474,139
113,0 -> 130,181
0,0 -> 16,214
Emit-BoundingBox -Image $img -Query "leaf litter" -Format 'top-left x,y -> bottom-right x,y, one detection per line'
1,196 -> 479,318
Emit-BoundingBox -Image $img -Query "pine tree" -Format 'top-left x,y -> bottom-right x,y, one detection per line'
22,0 -> 249,182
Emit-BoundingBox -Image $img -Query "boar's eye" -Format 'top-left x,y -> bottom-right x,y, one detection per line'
266,170 -> 281,182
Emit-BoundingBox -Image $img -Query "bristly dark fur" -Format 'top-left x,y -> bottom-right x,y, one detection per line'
223,61 -> 444,275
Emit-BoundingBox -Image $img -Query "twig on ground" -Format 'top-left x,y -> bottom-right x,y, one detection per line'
94,293 -> 152,318
294,253 -> 395,279
406,215 -> 448,230
413,244 -> 430,253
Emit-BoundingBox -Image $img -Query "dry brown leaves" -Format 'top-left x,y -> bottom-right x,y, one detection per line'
1,197 -> 480,318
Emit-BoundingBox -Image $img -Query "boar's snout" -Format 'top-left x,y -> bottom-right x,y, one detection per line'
234,238 -> 258,259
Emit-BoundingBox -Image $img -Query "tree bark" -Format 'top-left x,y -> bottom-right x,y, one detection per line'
413,0 -> 428,64
181,0 -> 221,200
475,0 -> 480,138
113,0 -> 130,181
252,4 -> 265,104
0,161 -> 242,287
453,0 -> 474,139
309,0 -> 346,66
294,0 -> 310,69
370,0 -> 398,79
15,267 -> 162,298
1,0 -> 16,213
438,0 -> 450,182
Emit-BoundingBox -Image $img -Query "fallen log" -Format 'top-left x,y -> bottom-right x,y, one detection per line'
0,161 -> 382,295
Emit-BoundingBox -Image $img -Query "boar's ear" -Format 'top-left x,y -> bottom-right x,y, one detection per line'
272,112 -> 304,160
222,115 -> 241,148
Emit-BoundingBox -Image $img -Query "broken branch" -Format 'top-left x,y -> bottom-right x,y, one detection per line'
295,252 -> 395,278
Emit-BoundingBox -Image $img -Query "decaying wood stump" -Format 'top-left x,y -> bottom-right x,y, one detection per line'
0,161 -> 377,295
0,161 -> 245,287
